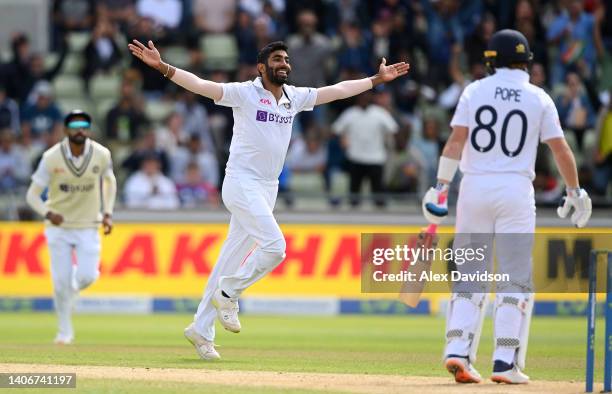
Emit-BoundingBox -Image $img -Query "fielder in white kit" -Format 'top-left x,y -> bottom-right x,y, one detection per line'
26,110 -> 116,344
128,39 -> 409,360
422,30 -> 592,384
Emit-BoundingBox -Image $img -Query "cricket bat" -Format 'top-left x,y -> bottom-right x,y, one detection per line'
398,193 -> 447,307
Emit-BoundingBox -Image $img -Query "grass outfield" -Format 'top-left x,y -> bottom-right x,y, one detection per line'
0,313 -> 603,392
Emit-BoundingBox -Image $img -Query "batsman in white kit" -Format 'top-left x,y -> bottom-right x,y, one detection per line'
422,30 -> 592,384
26,110 -> 116,344
128,39 -> 409,359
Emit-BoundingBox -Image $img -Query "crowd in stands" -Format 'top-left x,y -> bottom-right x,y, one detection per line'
0,0 -> 611,215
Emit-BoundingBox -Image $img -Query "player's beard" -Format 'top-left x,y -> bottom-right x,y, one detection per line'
68,133 -> 87,145
265,64 -> 289,86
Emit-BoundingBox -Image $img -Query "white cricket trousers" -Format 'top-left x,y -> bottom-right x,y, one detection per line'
44,226 -> 101,338
193,175 -> 286,341
446,173 -> 535,363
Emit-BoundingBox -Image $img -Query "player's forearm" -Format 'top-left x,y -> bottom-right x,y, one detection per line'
157,61 -> 223,101
437,126 -> 468,184
315,78 -> 372,105
26,183 -> 48,217
102,172 -> 117,215
550,139 -> 579,189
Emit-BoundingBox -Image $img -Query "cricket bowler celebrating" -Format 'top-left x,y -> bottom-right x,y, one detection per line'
422,30 -> 592,384
26,110 -> 117,344
128,39 -> 408,360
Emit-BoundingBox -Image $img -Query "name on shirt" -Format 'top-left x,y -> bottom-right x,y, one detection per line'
494,87 -> 521,102
256,110 -> 293,124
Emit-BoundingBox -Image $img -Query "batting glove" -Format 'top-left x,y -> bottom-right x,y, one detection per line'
557,188 -> 592,228
422,184 -> 448,225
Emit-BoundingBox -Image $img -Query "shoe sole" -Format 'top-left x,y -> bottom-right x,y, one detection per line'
211,298 -> 241,333
445,359 -> 481,384
184,330 -> 220,361
491,375 -> 528,384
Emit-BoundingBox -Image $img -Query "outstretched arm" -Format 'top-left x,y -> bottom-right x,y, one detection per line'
128,39 -> 223,102
315,58 -> 409,105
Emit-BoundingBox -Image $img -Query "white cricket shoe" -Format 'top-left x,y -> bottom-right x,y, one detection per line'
491,365 -> 530,384
53,333 -> 73,345
212,288 -> 241,333
184,323 -> 220,360
445,357 -> 482,383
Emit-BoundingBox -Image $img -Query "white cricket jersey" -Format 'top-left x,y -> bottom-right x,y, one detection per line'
450,68 -> 564,180
215,77 -> 317,182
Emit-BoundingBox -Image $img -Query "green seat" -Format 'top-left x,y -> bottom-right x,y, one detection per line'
67,32 -> 91,53
200,34 -> 238,71
61,53 -> 83,75
90,74 -> 121,101
52,75 -> 84,99
162,46 -> 191,69
145,100 -> 174,123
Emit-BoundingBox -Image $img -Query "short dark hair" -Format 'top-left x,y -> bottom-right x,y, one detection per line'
257,41 -> 288,65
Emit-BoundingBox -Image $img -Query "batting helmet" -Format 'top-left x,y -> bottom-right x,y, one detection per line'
484,29 -> 533,70
64,109 -> 92,127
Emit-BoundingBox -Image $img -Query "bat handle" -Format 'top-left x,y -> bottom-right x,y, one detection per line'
426,190 -> 447,234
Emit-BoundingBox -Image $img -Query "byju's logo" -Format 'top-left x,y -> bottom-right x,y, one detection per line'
256,110 -> 268,122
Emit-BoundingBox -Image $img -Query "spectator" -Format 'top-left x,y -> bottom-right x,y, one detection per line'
20,82 -> 63,149
155,111 -> 188,155
384,124 -> 419,196
193,0 -> 237,34
121,129 -> 170,175
337,21 -> 373,77
0,84 -> 20,134
123,152 -> 179,209
1,33 -> 31,101
105,81 -> 149,143
593,91 -> 612,196
332,91 -> 398,207
286,9 -> 333,88
4,34 -> 68,104
418,0 -> 464,89
174,91 -> 214,152
52,0 -> 96,49
128,17 -> 170,95
176,161 -> 218,207
170,134 -> 219,187
241,0 -> 286,20
465,13 -> 496,69
236,10 -> 259,77
136,0 -> 183,32
0,129 -> 30,192
529,62 -> 547,90
81,19 -> 123,92
556,72 -> 596,150
412,116 -> 444,189
96,0 -> 137,33
286,128 -> 327,173
547,0 -> 600,85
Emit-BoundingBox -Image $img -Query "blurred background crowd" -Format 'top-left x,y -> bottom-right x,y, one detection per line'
0,0 -> 611,217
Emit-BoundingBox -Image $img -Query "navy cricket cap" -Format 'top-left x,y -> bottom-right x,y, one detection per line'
484,29 -> 533,69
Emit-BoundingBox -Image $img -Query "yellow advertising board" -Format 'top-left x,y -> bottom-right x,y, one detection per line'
0,223 -> 609,299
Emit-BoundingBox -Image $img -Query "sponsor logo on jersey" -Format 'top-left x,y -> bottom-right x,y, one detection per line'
256,110 -> 293,124
92,165 -> 100,174
52,167 -> 65,174
260,98 -> 271,105
59,183 -> 95,193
